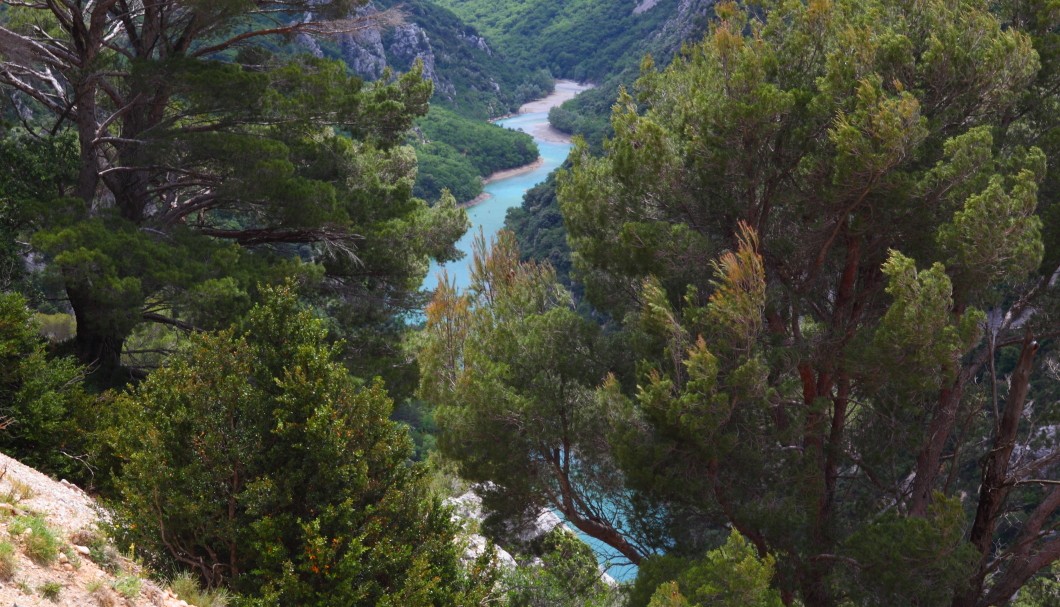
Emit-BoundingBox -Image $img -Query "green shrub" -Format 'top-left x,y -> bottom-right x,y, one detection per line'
0,293 -> 87,479
38,580 -> 62,601
11,514 -> 60,565
170,571 -> 231,607
71,528 -> 119,573
109,286 -> 480,605
87,579 -> 118,607
0,540 -> 17,580
112,575 -> 141,599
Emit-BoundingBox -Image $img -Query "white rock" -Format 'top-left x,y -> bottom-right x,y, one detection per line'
72,544 -> 91,556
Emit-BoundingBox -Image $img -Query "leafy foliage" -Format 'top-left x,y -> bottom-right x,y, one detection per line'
435,0 -> 683,82
643,531 -> 783,607
524,0 -> 1058,604
0,292 -> 87,477
107,286 -> 482,605
505,172 -> 576,291
504,529 -> 619,607
0,2 -> 465,381
414,105 -> 539,203
11,514 -> 61,565
419,231 -> 662,567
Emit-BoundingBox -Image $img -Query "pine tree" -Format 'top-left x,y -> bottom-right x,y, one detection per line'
0,2 -> 466,380
545,0 -> 1059,604
418,231 -> 664,566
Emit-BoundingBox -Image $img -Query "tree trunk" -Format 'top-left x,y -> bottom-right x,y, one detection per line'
75,84 -> 100,205
800,565 -> 837,607
909,381 -> 966,516
72,324 -> 125,379
67,286 -> 128,380
952,334 -> 1038,607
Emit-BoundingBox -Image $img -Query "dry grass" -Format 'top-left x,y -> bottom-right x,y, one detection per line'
88,579 -> 119,607
0,540 -> 16,580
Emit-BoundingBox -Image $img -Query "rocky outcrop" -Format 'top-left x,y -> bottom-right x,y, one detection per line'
338,15 -> 388,77
457,31 -> 492,55
446,491 -> 518,568
0,451 -> 204,607
302,3 -> 502,102
633,0 -> 662,15
445,488 -> 617,586
650,0 -> 715,52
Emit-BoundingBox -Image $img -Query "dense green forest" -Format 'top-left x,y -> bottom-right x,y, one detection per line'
358,0 -> 554,204
427,1 -> 1060,606
414,106 -> 539,202
1,0 -> 1060,606
438,0 -> 713,149
435,0 -> 687,81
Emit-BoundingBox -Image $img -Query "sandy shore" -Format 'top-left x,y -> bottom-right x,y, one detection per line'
461,158 -> 546,208
463,191 -> 493,208
518,80 -> 594,114
518,80 -> 594,144
460,80 -> 592,206
486,157 -> 545,183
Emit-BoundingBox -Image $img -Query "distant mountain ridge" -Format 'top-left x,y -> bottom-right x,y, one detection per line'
434,0 -> 714,82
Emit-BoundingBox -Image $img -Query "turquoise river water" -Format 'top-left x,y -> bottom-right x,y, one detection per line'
420,101 -> 639,584
421,111 -> 573,293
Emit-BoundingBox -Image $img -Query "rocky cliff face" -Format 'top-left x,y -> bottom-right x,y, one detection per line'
309,2 -> 504,104
651,0 -> 714,54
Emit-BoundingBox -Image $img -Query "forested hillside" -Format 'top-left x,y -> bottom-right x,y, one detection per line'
414,106 -> 538,202
435,0 -> 690,81
505,0 -> 716,282
439,0 -> 714,148
298,0 -> 551,202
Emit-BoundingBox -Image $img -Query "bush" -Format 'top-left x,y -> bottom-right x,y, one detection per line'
0,540 -> 17,580
38,580 -> 62,601
70,528 -> 119,573
504,528 -> 619,607
87,579 -> 118,607
170,571 -> 231,607
108,285 -> 486,605
111,575 -> 141,599
639,532 -> 783,607
11,514 -> 60,565
0,293 -> 88,480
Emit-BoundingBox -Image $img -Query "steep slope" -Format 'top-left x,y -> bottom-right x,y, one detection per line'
435,0 -> 703,82
503,0 -> 717,278
0,452 -> 213,607
307,0 -> 552,119
549,0 -> 716,146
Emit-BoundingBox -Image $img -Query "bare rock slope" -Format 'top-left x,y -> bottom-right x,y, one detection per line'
0,451 -> 202,607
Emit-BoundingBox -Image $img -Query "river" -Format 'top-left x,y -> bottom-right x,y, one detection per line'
422,80 -> 589,293
420,81 -> 640,584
